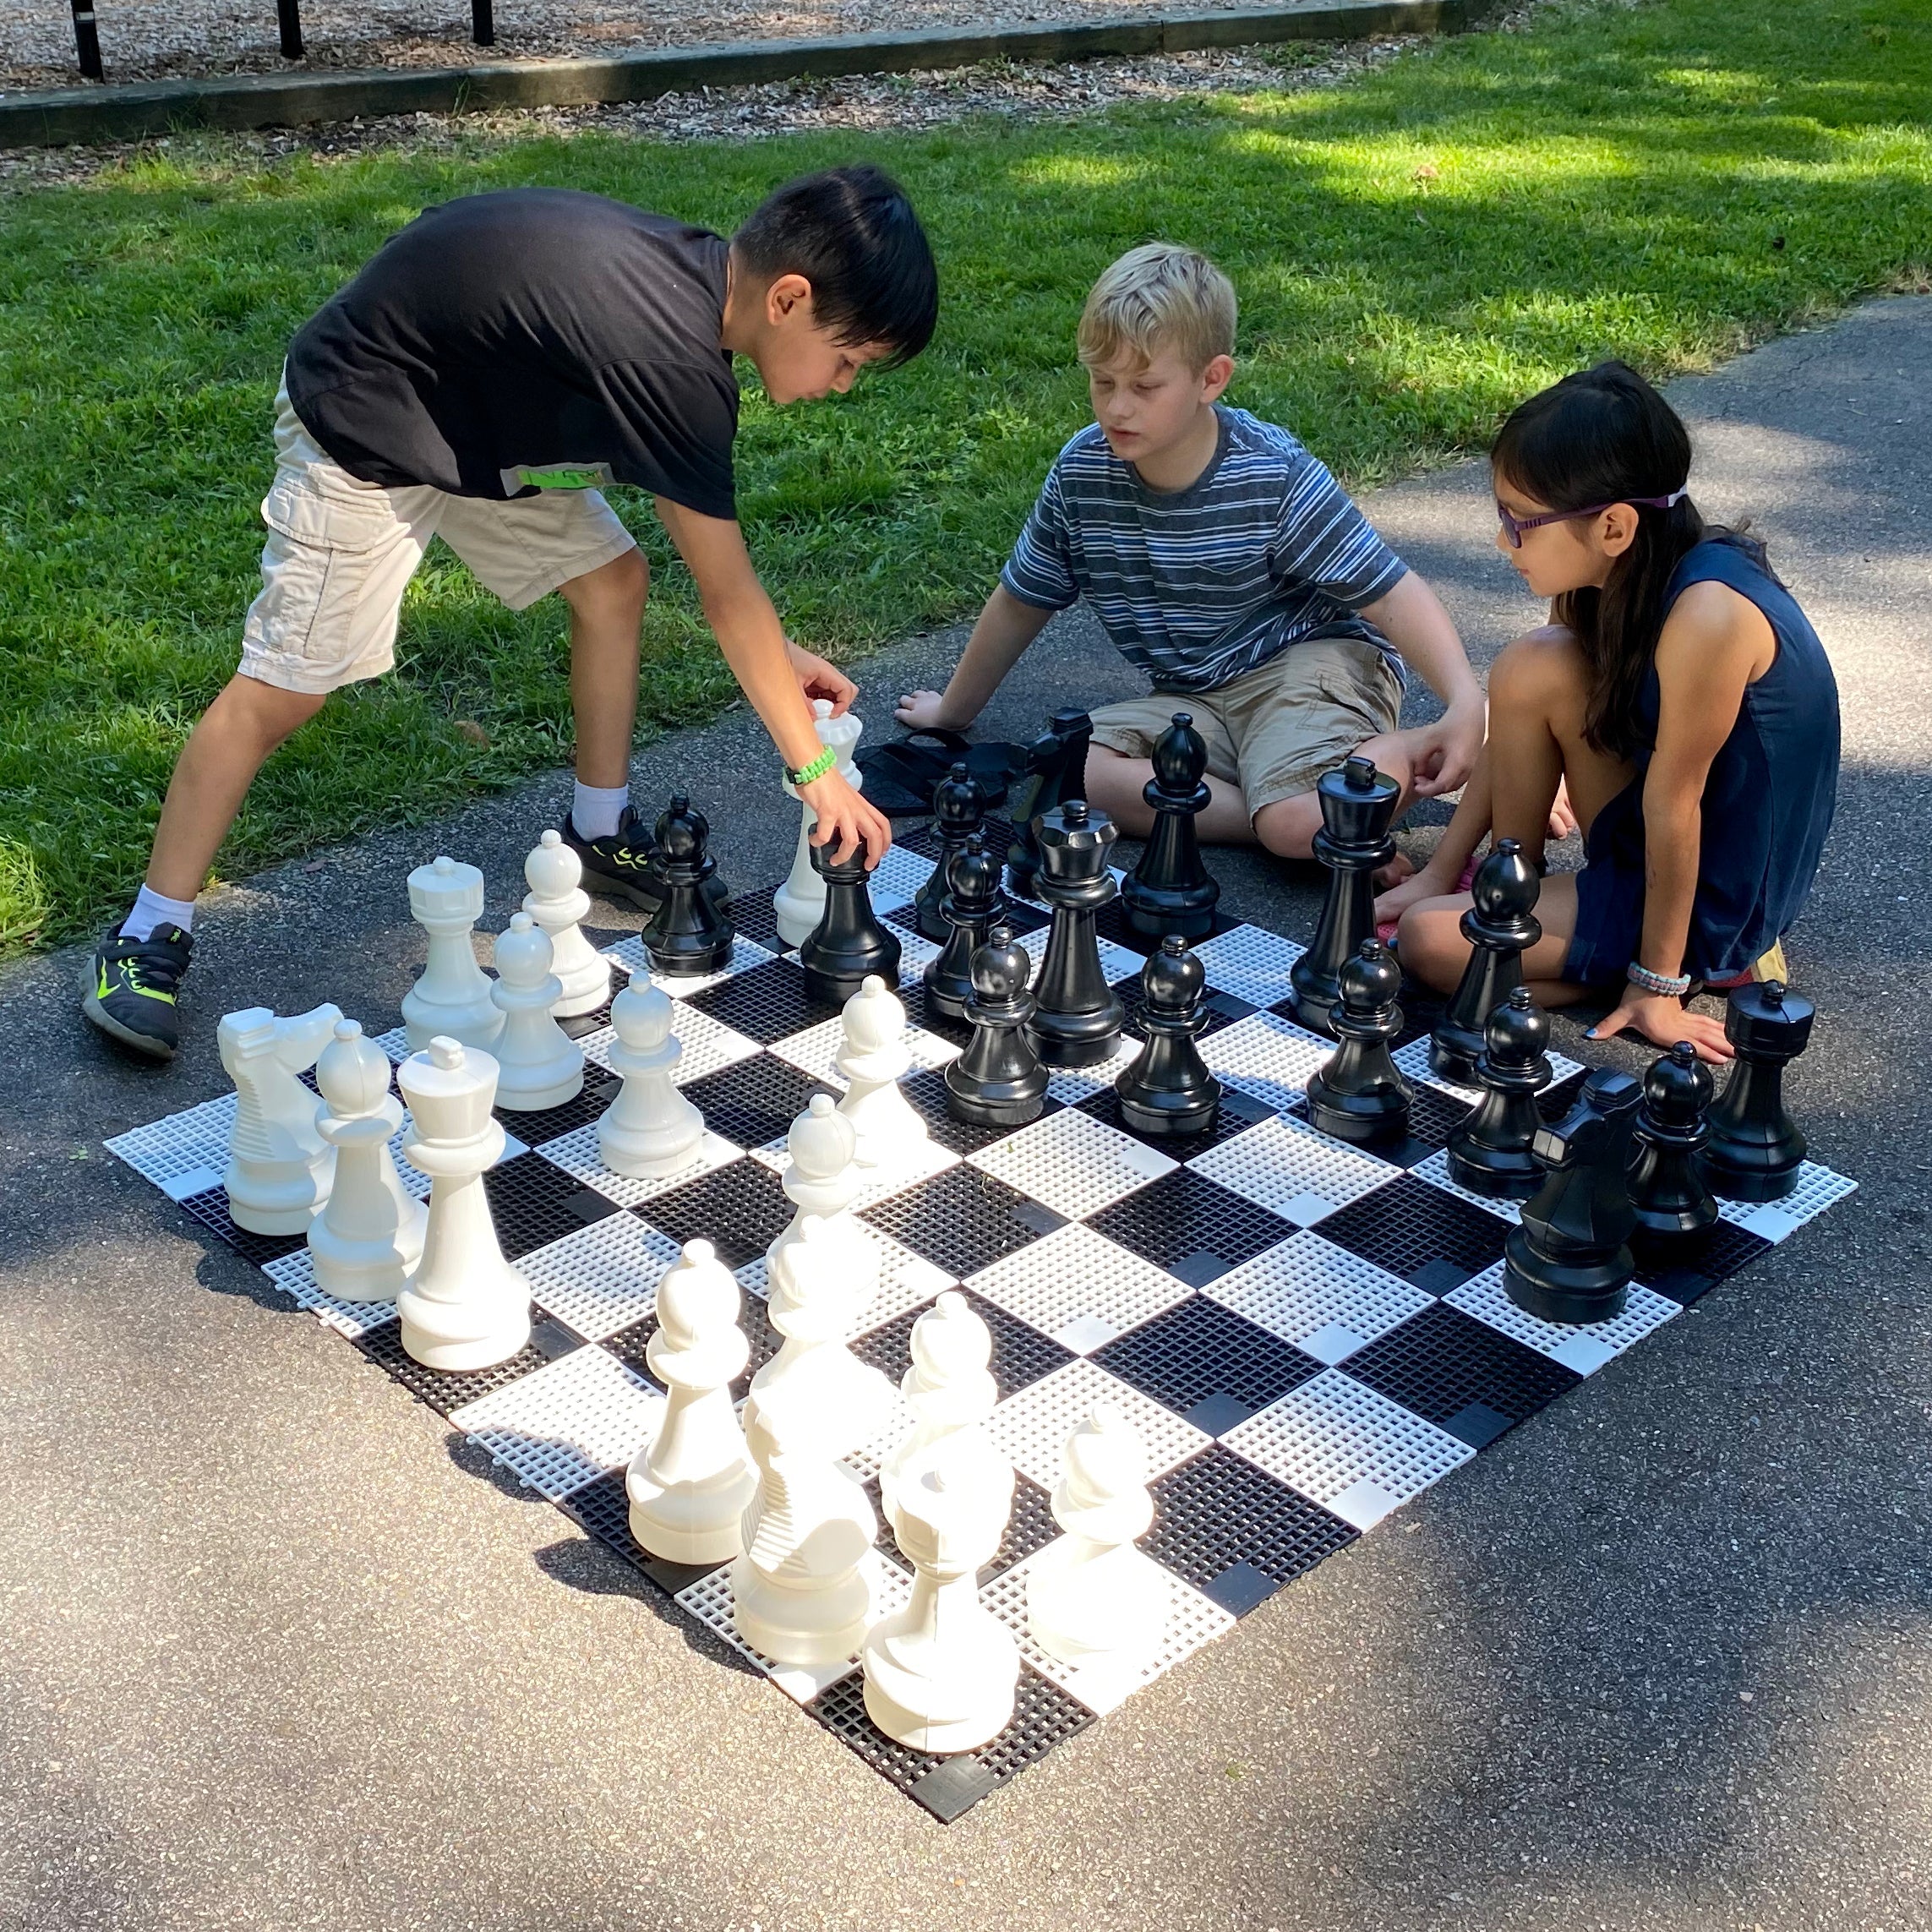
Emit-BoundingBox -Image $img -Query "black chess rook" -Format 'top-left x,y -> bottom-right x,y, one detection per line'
640,794 -> 735,977
914,762 -> 987,942
1115,936 -> 1222,1136
923,832 -> 1005,1025
1026,799 -> 1127,1069
1699,980 -> 1813,1203
1006,709 -> 1092,901
1304,938 -> 1411,1146
945,923 -> 1049,1128
799,838 -> 902,1007
1629,1041 -> 1720,1237
1446,985 -> 1550,1199
1430,838 -> 1544,1086
1122,713 -> 1220,941
1288,756 -> 1400,1037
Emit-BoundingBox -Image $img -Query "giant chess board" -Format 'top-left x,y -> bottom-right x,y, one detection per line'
105,819 -> 1857,1822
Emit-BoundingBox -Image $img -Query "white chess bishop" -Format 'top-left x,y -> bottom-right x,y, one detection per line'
394,1037 -> 532,1371
834,975 -> 929,1173
488,913 -> 585,1112
765,1093 -> 878,1303
522,828 -> 612,1018
1026,1404 -> 1170,1672
877,1291 -> 997,1529
401,855 -> 504,1051
598,976 -> 704,1178
308,1018 -> 427,1302
773,698 -> 865,949
625,1240 -> 756,1565
219,1001 -> 342,1235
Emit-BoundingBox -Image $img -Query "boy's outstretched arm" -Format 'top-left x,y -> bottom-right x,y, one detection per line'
1360,570 -> 1486,798
895,586 -> 1055,732
656,496 -> 892,865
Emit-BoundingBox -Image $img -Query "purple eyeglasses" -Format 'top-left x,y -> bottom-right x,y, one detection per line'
1495,488 -> 1686,548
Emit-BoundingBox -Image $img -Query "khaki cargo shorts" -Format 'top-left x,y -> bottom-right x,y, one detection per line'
1089,636 -> 1402,821
239,379 -> 639,695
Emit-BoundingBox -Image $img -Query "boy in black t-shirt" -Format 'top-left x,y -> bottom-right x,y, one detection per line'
86,166 -> 936,1062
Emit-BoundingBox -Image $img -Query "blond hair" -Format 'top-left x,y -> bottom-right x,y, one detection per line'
1078,243 -> 1237,374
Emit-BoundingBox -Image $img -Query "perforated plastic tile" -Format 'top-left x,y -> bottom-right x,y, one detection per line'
1716,1160 -> 1858,1235
579,1006 -> 762,1089
1446,1263 -> 1681,1377
1074,1081 -> 1275,1162
1198,1012 -> 1334,1114
967,1222 -> 1192,1356
768,1014 -> 963,1089
515,1211 -> 682,1341
259,1247 -> 401,1340
1408,1148 -> 1525,1224
1187,924 -> 1308,1009
1085,1168 -> 1297,1288
534,1122 -> 740,1209
985,1357 -> 1212,1489
1202,1232 -> 1435,1365
849,1285 -> 1072,1401
1188,1115 -> 1396,1227
1392,1034 -> 1584,1105
1220,1369 -> 1476,1529
174,1187 -> 308,1267
1393,1083 -> 1476,1152
483,1151 -> 623,1258
676,1052 -> 838,1154
684,958 -> 844,1044
636,1157 -> 796,1272
865,843 -> 937,914
449,1345 -> 665,1499
897,1067 -> 1065,1157
1630,1220 -> 1775,1305
1312,1173 -> 1511,1293
603,934 -> 775,998
1092,1296 -> 1326,1431
1041,1035 -> 1145,1107
967,1107 -> 1176,1222
105,1092 -> 239,1192
350,1318 -> 551,1417
726,884 -> 783,948
860,1163 -> 1064,1280
372,1024 -> 413,1064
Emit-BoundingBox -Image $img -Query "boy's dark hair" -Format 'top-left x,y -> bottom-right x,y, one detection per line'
733,165 -> 938,368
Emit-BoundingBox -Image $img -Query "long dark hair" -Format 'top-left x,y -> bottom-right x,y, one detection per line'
1492,362 -> 1758,759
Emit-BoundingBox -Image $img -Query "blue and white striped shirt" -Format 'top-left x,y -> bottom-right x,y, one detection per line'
1001,407 -> 1409,693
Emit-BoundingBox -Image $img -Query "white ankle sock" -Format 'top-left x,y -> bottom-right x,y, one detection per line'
121,885 -> 197,942
572,781 -> 630,841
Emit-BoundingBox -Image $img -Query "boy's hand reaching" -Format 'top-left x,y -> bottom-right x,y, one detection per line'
1403,697 -> 1487,800
893,689 -> 967,732
800,765 -> 893,869
787,641 -> 857,717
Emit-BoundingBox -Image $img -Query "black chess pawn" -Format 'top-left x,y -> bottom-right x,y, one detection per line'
1007,708 -> 1093,900
945,924 -> 1048,1129
1446,986 -> 1550,1198
1629,1042 -> 1719,1237
641,794 -> 735,977
799,837 -> 903,1007
1115,936 -> 1222,1137
1122,713 -> 1221,941
1504,1067 -> 1642,1325
1430,838 -> 1545,1086
1305,938 -> 1411,1147
923,832 -> 1005,1024
1288,757 -> 1401,1036
1700,980 -> 1814,1202
913,762 -> 986,942
1027,800 -> 1127,1069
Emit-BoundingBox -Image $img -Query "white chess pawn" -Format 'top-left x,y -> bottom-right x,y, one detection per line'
395,1037 -> 532,1371
863,1444 -> 1018,1753
765,1093 -> 876,1303
1026,1404 -> 1171,1672
401,855 -> 504,1051
219,1001 -> 342,1235
835,974 -> 929,1173
523,828 -> 612,1018
773,699 -> 865,949
626,1240 -> 756,1564
488,913 -> 585,1112
308,1018 -> 427,1302
748,1213 -> 893,1443
878,1291 -> 997,1529
598,976 -> 703,1178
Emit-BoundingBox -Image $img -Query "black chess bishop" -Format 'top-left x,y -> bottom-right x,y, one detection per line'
799,837 -> 902,1007
1006,709 -> 1092,901
1121,713 -> 1220,941
641,794 -> 735,976
913,762 -> 987,942
1304,938 -> 1411,1147
1445,986 -> 1549,1199
1027,799 -> 1127,1068
1430,838 -> 1544,1086
1629,1041 -> 1719,1238
1115,936 -> 1222,1137
1288,756 -> 1400,1036
922,832 -> 1005,1025
1700,980 -> 1813,1203
945,923 -> 1049,1129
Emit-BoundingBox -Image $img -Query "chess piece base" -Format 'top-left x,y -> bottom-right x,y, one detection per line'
225,1171 -> 330,1238
1304,1076 -> 1409,1148
396,1280 -> 532,1371
628,1462 -> 757,1567
1503,1228 -> 1630,1326
309,1205 -> 427,1303
1116,1087 -> 1218,1138
1698,1144 -> 1803,1203
863,1616 -> 1018,1754
1446,1143 -> 1542,1200
943,1061 -> 1046,1129
730,1544 -> 876,1667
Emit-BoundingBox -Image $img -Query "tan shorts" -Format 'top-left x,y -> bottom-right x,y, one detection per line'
239,381 -> 639,695
1089,636 -> 1403,821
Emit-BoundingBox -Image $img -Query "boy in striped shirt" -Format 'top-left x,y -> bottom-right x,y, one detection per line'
895,244 -> 1485,864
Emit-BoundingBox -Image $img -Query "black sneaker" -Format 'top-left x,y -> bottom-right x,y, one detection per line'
83,922 -> 194,1061
561,806 -> 666,912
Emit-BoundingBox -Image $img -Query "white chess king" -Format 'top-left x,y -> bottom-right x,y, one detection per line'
401,855 -> 504,1051
308,1018 -> 427,1302
219,1001 -> 342,1235
522,828 -> 612,1018
773,698 -> 865,949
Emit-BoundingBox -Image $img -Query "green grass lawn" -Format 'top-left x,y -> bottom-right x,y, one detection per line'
1,0 -> 1928,954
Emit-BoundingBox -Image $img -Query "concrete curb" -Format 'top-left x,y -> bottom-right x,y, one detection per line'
0,0 -> 1475,147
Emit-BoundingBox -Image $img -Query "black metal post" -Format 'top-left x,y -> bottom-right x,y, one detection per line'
471,0 -> 494,45
70,0 -> 104,79
276,0 -> 303,59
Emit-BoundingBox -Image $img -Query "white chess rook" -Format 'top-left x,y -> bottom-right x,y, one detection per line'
401,855 -> 504,1051
395,1037 -> 532,1372
220,1001 -> 343,1235
773,699 -> 865,950
523,828 -> 613,1018
626,1240 -> 756,1564
835,975 -> 929,1173
878,1291 -> 997,1529
766,1093 -> 877,1302
598,976 -> 704,1178
488,913 -> 586,1112
1026,1404 -> 1170,1672
308,1018 -> 427,1302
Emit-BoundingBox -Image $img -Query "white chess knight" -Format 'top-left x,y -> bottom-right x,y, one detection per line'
522,828 -> 612,1018
488,913 -> 586,1112
834,975 -> 929,1173
308,1018 -> 427,1302
219,1001 -> 343,1235
750,1211 -> 894,1443
863,1442 -> 1019,1754
394,1036 -> 532,1371
1026,1404 -> 1170,1673
625,1240 -> 756,1565
598,976 -> 704,1178
877,1291 -> 997,1530
773,698 -> 865,949
765,1093 -> 878,1304
401,855 -> 504,1051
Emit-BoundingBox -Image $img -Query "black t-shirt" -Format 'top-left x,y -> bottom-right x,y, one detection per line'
285,188 -> 739,515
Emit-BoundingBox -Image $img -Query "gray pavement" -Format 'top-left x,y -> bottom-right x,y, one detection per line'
3,297 -> 1929,1932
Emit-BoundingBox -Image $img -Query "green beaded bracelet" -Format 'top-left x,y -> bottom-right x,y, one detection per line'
788,745 -> 838,787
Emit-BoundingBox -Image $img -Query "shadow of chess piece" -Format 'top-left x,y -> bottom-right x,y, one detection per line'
1446,986 -> 1549,1199
1430,838 -> 1544,1085
1028,800 -> 1126,1069
641,794 -> 735,977
1288,757 -> 1400,1037
945,924 -> 1047,1129
1699,980 -> 1813,1203
1115,936 -> 1221,1137
1122,713 -> 1220,942
1305,937 -> 1411,1147
1629,1041 -> 1719,1237
1504,1067 -> 1641,1325
914,762 -> 987,942
1007,708 -> 1092,901
923,832 -> 1005,1025
799,837 -> 902,1007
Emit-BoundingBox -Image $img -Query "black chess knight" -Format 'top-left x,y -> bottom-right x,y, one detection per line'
1027,800 -> 1127,1068
913,762 -> 987,942
799,838 -> 902,1007
1700,980 -> 1813,1202
1628,1042 -> 1719,1238
1121,713 -> 1220,941
923,832 -> 1005,1025
1445,986 -> 1549,1198
1006,709 -> 1092,901
1288,757 -> 1400,1036
1115,937 -> 1221,1136
945,924 -> 1049,1129
641,794 -> 735,976
1304,938 -> 1411,1147
1430,838 -> 1544,1086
